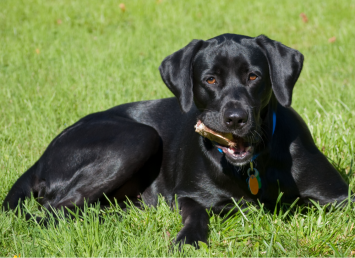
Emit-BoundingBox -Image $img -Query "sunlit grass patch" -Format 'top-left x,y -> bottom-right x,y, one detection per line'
1,0 -> 355,256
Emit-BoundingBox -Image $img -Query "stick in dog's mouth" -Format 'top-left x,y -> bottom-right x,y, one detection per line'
194,120 -> 253,158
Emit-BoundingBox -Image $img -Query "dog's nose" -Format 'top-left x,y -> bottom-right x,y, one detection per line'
224,109 -> 248,129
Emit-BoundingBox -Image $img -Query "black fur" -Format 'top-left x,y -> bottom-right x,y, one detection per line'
3,34 -> 349,247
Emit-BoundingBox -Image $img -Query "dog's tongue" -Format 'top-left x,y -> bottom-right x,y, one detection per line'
228,144 -> 246,153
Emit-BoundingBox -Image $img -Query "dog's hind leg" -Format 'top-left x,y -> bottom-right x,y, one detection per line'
45,118 -> 159,211
3,116 -> 162,221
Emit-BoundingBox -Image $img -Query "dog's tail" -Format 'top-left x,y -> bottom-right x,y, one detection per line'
2,163 -> 44,223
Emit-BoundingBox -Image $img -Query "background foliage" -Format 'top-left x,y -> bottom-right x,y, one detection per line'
1,0 -> 355,256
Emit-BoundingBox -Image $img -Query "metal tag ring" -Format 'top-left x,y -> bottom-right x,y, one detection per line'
247,168 -> 259,177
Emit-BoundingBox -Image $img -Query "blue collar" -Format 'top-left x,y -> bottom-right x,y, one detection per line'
251,110 -> 276,161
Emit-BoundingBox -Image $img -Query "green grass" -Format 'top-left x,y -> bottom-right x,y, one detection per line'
1,0 -> 355,256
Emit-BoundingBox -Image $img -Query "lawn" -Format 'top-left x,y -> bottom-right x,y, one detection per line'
1,0 -> 355,256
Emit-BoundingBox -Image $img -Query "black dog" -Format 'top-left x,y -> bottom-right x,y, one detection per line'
3,34 -> 350,247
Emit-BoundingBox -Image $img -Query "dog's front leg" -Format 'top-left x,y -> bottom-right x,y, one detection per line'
175,197 -> 209,248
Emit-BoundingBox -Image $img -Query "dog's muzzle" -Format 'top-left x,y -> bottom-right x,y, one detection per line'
195,120 -> 255,164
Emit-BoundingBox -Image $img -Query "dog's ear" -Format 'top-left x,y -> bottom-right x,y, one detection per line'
159,39 -> 204,112
255,35 -> 304,107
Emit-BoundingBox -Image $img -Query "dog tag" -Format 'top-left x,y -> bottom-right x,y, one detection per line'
247,166 -> 261,195
248,175 -> 259,195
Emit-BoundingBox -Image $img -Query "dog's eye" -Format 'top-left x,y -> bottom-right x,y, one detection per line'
206,77 -> 216,84
249,74 -> 257,81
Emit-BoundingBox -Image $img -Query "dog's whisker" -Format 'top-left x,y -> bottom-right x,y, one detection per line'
253,130 -> 266,149
259,127 -> 270,140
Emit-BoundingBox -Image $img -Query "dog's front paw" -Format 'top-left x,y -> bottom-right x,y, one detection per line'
174,226 -> 207,250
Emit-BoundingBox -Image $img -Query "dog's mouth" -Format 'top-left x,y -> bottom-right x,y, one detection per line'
195,120 -> 255,164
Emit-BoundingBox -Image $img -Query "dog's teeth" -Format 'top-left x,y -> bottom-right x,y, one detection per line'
228,148 -> 234,154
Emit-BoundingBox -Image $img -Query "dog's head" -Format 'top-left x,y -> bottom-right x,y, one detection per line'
160,34 -> 304,166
